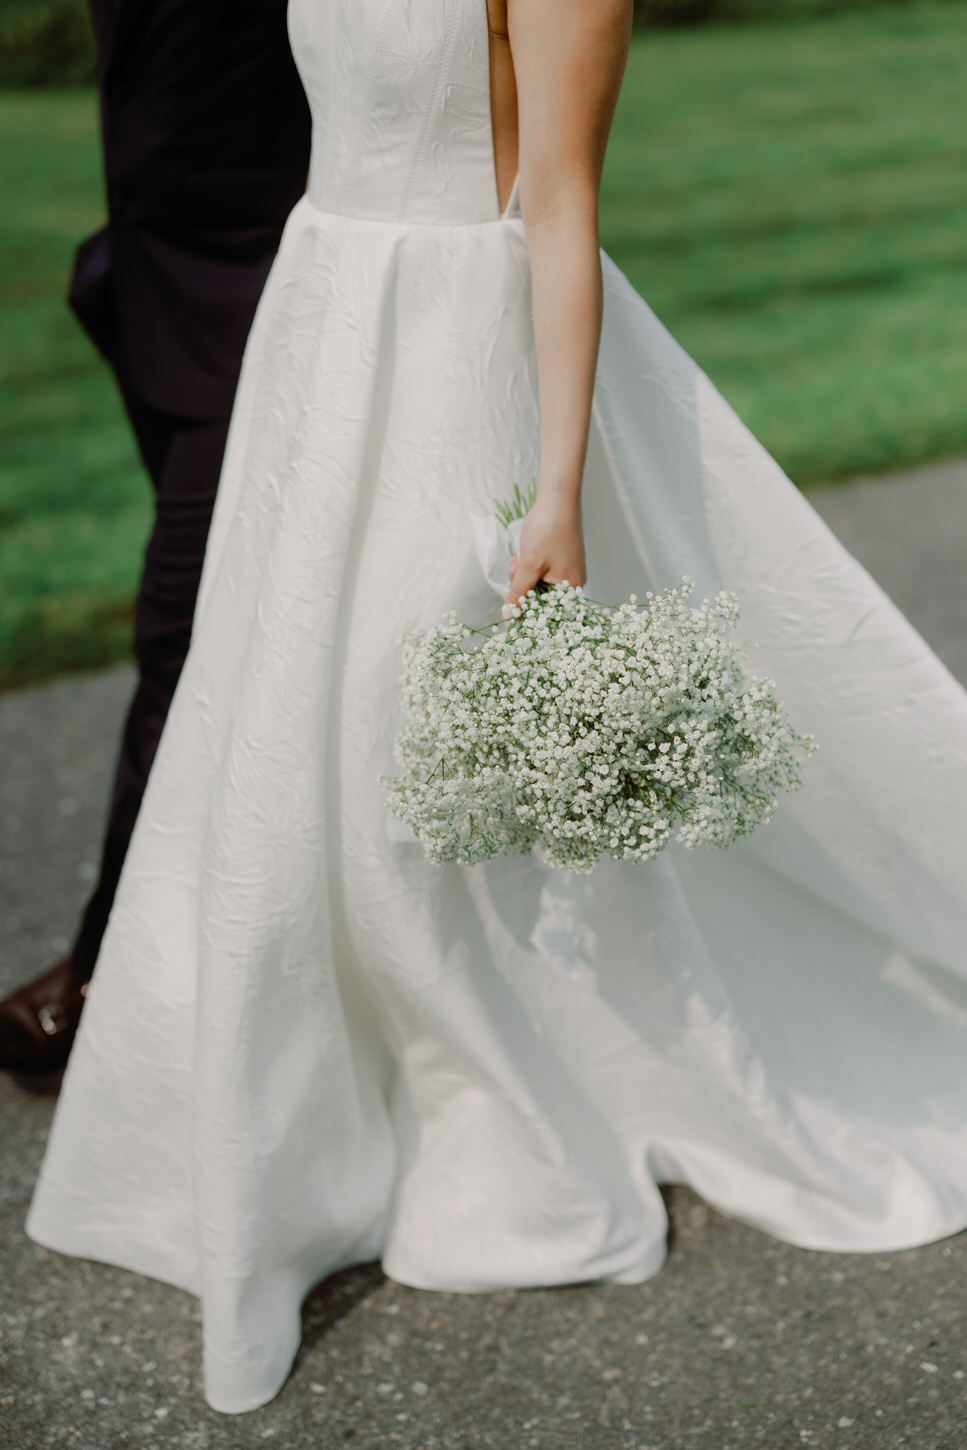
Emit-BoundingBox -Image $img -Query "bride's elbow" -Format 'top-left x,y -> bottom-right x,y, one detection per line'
519,168 -> 600,236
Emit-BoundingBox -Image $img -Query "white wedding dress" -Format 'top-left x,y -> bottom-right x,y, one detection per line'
28,0 -> 967,1415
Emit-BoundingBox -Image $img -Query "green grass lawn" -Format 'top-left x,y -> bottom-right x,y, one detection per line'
0,90 -> 148,691
3,2 -> 967,690
602,3 -> 967,484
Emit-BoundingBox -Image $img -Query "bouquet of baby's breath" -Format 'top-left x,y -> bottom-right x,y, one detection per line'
384,580 -> 814,873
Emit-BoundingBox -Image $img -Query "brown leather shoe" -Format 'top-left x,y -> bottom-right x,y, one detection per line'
0,956 -> 88,1074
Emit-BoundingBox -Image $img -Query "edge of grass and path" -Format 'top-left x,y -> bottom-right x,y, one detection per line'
2,2 -> 967,691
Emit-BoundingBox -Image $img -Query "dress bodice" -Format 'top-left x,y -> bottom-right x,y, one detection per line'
289,0 -> 503,225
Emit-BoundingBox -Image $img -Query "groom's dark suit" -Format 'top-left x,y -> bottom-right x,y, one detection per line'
0,0 -> 310,1063
73,0 -> 310,420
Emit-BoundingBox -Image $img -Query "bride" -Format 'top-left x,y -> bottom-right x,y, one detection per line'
28,0 -> 967,1415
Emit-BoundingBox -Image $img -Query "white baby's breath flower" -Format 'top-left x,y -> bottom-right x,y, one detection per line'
382,580 -> 815,872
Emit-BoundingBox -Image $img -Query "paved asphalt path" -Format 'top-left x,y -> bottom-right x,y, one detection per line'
1,459 -> 966,1450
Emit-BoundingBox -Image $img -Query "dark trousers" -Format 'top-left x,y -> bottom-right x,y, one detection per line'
71,381 -> 231,982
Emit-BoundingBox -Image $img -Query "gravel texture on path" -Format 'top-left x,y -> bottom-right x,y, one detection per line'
1,459 -> 966,1450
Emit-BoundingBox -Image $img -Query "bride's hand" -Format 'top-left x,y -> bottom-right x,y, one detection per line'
505,495 -> 587,607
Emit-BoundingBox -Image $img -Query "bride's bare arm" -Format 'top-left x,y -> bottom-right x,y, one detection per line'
501,0 -> 632,605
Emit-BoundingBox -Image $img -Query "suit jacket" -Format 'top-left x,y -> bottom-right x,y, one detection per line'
71,0 -> 311,418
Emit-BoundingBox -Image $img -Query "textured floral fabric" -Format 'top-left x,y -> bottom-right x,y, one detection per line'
28,0 -> 967,1416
